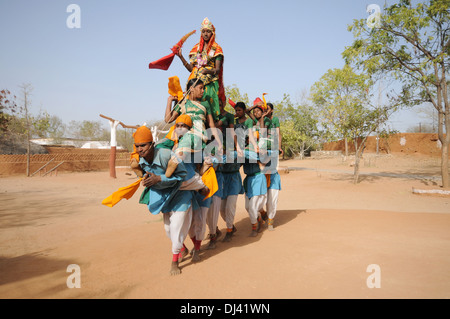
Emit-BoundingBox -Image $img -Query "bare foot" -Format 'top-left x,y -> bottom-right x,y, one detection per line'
179,247 -> 189,262
170,261 -> 181,276
249,230 -> 258,237
191,249 -> 201,262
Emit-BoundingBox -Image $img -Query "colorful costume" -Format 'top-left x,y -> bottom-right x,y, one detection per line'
134,126 -> 193,262
172,99 -> 212,154
187,17 -> 225,121
243,151 -> 268,233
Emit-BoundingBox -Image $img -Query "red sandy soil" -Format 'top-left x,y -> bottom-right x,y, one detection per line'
0,153 -> 449,299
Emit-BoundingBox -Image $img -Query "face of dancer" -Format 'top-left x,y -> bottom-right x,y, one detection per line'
135,142 -> 154,162
201,29 -> 213,42
191,83 -> 205,100
253,107 -> 263,120
235,107 -> 245,119
175,122 -> 190,137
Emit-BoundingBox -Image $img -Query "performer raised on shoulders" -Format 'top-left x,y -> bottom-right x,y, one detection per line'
175,17 -> 225,122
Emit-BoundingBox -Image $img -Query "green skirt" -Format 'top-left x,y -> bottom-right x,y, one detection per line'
202,81 -> 220,122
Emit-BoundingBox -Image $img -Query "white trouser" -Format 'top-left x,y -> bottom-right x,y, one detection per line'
206,196 -> 221,235
220,195 -> 238,229
163,207 -> 192,254
245,194 -> 266,225
266,189 -> 279,220
189,206 -> 208,240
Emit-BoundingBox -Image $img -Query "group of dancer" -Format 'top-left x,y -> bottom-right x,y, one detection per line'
132,18 -> 282,275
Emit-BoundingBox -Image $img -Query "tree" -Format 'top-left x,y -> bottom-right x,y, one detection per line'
68,120 -> 105,141
275,94 -> 319,159
0,89 -> 19,137
311,65 -> 397,183
311,65 -> 371,157
343,0 -> 450,187
16,84 -> 34,176
225,84 -> 250,112
45,115 -> 66,143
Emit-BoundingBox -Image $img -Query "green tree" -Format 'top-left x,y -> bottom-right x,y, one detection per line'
68,120 -> 105,141
275,94 -> 319,159
0,89 -> 19,137
225,84 -> 250,112
343,0 -> 450,187
311,65 -> 397,183
311,65 -> 371,157
45,115 -> 66,143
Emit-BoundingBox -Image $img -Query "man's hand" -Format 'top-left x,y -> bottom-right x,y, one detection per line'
142,172 -> 162,188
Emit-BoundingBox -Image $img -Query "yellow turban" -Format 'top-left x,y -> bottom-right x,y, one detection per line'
133,126 -> 153,144
176,114 -> 193,128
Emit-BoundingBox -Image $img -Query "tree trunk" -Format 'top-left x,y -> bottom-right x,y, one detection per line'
437,92 -> 449,188
24,91 -> 30,177
344,137 -> 349,157
353,150 -> 361,184
353,137 -> 368,184
441,140 -> 449,189
441,109 -> 450,188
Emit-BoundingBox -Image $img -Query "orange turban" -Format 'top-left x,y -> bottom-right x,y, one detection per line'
133,126 -> 153,144
176,114 -> 193,128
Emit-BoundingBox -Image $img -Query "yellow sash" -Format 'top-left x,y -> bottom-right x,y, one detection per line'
102,178 -> 142,207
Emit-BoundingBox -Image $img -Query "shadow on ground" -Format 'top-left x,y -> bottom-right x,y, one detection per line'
179,209 -> 305,269
0,251 -> 79,298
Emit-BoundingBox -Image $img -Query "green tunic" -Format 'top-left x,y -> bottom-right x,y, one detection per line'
173,99 -> 212,153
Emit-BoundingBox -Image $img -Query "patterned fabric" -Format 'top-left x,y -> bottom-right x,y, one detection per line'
188,32 -> 224,121
173,99 -> 211,153
188,47 -> 223,85
201,17 -> 214,32
203,81 -> 220,121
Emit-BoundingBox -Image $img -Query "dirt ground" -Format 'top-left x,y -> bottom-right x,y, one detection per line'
0,153 -> 449,299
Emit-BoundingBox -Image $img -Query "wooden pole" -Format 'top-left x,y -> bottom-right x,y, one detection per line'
100,114 -> 139,178
42,161 -> 65,177
109,146 -> 117,178
30,158 -> 55,177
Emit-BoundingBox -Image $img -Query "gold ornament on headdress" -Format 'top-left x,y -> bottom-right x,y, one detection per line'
201,17 -> 215,32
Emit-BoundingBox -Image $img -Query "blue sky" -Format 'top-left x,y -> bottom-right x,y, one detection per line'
0,0 -> 423,132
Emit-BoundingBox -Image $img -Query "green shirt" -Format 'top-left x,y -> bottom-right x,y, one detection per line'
268,116 -> 280,129
247,117 -> 272,131
218,111 -> 236,152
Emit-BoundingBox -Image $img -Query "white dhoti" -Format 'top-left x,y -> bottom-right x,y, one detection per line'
163,206 -> 192,254
189,206 -> 208,240
266,188 -> 279,220
206,195 -> 222,235
220,195 -> 238,229
245,194 -> 266,224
